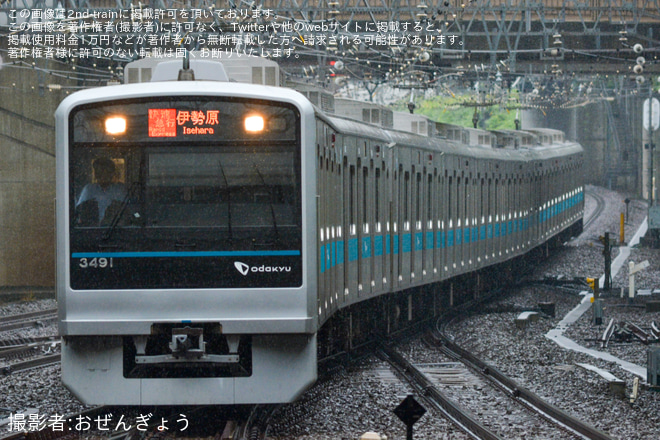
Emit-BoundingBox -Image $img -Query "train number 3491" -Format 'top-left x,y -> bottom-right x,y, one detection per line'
79,257 -> 114,268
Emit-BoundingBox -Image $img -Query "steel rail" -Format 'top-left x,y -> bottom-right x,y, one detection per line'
2,353 -> 61,375
377,344 -> 503,440
583,189 -> 606,231
0,309 -> 58,333
0,336 -> 59,349
0,339 -> 59,362
431,332 -> 615,440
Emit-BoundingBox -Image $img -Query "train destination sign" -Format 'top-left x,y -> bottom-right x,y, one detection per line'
148,108 -> 221,137
74,99 -> 296,143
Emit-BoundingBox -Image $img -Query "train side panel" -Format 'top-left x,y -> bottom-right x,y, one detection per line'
316,114 -> 584,330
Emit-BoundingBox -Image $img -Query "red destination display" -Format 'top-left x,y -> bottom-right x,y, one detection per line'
148,108 -> 220,137
148,108 -> 177,137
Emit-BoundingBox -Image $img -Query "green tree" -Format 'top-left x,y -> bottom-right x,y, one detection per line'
394,94 -> 520,130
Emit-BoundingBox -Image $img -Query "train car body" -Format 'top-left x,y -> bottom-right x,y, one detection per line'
56,64 -> 583,406
56,81 -> 319,405
314,115 -> 584,325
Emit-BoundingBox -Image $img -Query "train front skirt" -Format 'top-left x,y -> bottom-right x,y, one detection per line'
61,333 -> 317,405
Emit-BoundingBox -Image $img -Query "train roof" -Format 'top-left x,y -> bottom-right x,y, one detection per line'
318,110 -> 582,163
123,53 -> 282,86
55,80 -> 316,128
333,98 -> 394,129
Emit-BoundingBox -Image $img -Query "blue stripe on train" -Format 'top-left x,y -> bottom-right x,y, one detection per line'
72,250 -> 301,258
374,235 -> 384,257
362,236 -> 371,259
348,238 -> 358,262
320,207 -> 573,271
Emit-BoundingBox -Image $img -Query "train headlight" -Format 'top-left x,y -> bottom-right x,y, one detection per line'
244,115 -> 265,133
105,116 -> 127,135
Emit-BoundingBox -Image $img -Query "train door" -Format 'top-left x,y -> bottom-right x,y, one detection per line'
380,145 -> 392,292
334,148 -> 345,308
539,170 -> 546,242
467,173 -> 474,271
435,166 -> 445,279
525,171 -> 531,249
343,145 -> 359,301
534,173 -> 541,247
553,170 -> 560,233
357,154 -> 372,297
372,153 -> 384,294
389,156 -> 399,291
493,176 -> 501,259
318,122 -> 335,322
518,171 -> 525,251
512,175 -> 518,255
398,158 -> 412,288
317,122 -> 342,322
504,177 -> 512,257
505,176 -> 512,257
423,170 -> 434,282
465,173 -> 472,270
316,125 -> 327,322
412,165 -> 423,284
445,169 -> 454,278
456,170 -> 465,273
478,174 -> 486,269
485,166 -> 492,266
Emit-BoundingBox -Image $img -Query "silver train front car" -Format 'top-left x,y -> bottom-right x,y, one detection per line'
56,81 -> 319,405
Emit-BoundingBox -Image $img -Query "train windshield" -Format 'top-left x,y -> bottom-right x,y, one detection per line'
68,97 -> 302,290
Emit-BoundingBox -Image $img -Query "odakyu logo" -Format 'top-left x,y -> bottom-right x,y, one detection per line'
234,261 -> 292,276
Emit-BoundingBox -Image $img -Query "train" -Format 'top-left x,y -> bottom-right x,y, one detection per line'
55,56 -> 584,405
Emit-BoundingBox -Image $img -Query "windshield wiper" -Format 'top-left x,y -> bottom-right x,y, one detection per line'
253,162 -> 279,244
217,159 -> 233,243
101,182 -> 139,242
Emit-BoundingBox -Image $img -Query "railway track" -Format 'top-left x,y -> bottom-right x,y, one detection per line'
378,343 -> 502,440
0,309 -> 58,333
430,330 -> 613,440
0,337 -> 61,375
376,330 -> 616,440
1,353 -> 61,375
0,336 -> 58,350
583,189 -> 605,231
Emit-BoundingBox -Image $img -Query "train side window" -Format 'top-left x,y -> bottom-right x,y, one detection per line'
403,171 -> 410,229
362,166 -> 369,232
415,172 -> 422,229
436,174 -> 443,228
375,168 -> 381,230
349,165 -> 356,234
481,178 -> 485,223
427,174 -> 433,225
447,176 -> 452,225
456,176 -> 461,230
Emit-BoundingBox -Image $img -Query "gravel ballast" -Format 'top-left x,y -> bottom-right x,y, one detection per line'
1,185 -> 659,440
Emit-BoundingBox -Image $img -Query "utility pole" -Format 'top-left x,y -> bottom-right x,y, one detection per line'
645,80 -> 660,245
649,84 -> 655,206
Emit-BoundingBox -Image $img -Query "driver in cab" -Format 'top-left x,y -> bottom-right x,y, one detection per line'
76,157 -> 127,226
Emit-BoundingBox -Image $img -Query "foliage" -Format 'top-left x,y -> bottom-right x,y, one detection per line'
392,94 -> 520,130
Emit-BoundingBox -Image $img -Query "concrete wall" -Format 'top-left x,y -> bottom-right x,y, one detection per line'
522,97 -> 647,196
0,53 -> 74,288
522,103 -> 608,186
